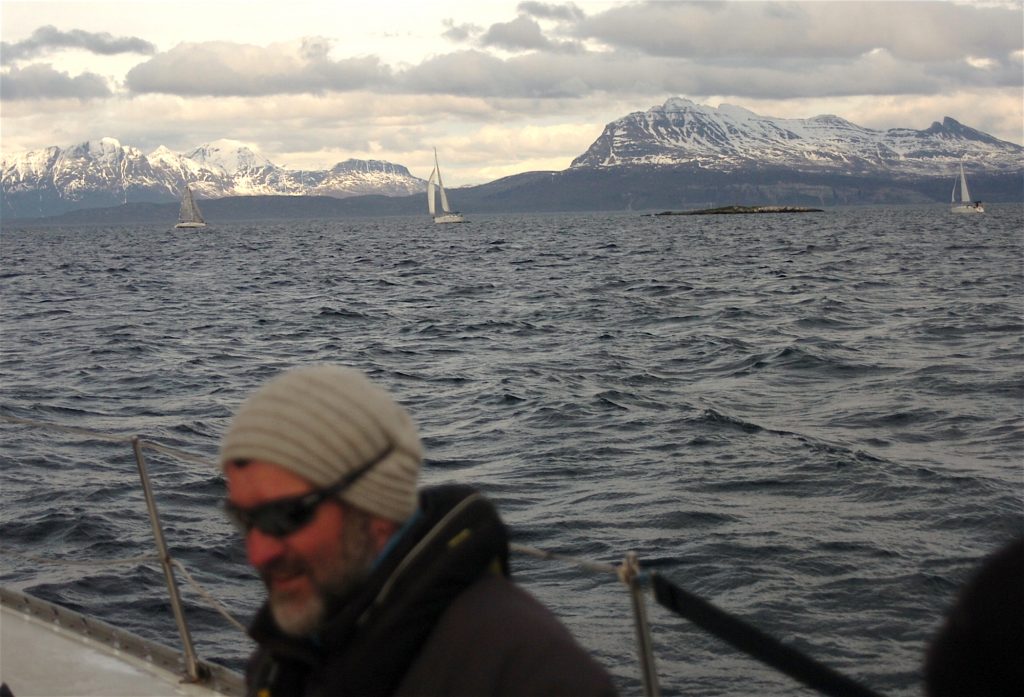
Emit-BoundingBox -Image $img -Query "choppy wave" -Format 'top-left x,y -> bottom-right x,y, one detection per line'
1,206 -> 1022,696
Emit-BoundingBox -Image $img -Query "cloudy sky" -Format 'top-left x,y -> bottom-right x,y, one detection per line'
2,0 -> 1022,186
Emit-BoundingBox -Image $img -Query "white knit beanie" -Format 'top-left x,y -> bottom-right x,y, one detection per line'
219,365 -> 422,522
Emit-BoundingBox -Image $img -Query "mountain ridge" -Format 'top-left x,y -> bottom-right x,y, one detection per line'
1,137 -> 423,219
3,98 -> 1022,220
570,98 -> 1022,174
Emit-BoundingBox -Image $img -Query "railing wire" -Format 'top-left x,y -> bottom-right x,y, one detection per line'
0,543 -> 248,634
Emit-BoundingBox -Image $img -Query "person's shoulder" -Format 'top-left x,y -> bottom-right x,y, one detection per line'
433,574 -> 618,695
396,573 -> 617,696
453,574 -> 566,630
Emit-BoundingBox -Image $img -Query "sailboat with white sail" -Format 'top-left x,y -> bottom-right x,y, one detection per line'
427,149 -> 465,224
175,186 -> 207,228
950,160 -> 984,214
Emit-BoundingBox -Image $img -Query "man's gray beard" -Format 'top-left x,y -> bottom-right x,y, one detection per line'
268,506 -> 375,637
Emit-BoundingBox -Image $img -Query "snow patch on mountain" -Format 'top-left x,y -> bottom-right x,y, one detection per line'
1,137 -> 427,217
572,98 -> 1023,175
185,139 -> 273,174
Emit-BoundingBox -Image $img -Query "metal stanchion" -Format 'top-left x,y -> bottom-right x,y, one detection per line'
622,551 -> 660,697
131,436 -> 204,683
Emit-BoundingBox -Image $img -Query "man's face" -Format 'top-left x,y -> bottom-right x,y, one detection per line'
225,460 -> 376,636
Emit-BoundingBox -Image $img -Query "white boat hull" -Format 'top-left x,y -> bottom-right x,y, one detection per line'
174,222 -> 208,228
433,213 -> 466,224
951,204 -> 985,214
0,586 -> 243,696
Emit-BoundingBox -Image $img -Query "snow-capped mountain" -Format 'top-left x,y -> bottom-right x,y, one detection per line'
184,139 -> 275,174
1,138 -> 425,218
571,98 -> 1022,175
4,99 -> 1022,220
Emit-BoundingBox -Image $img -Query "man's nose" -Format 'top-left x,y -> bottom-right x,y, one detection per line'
247,527 -> 287,569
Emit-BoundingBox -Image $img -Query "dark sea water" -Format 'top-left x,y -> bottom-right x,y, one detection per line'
1,206 -> 1022,696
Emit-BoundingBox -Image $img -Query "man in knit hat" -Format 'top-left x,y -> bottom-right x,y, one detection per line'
220,364 -> 617,697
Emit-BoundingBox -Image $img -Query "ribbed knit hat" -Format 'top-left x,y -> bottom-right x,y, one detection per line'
219,365 -> 422,522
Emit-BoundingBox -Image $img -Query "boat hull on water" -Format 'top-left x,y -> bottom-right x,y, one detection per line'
951,204 -> 985,214
433,212 -> 466,224
0,586 -> 243,697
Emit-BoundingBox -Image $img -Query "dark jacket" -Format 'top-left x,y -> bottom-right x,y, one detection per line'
245,485 -> 617,697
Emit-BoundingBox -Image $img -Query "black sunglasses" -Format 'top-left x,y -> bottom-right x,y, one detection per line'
225,443 -> 393,537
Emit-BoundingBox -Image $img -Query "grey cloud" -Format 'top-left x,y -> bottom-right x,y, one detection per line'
300,37 -> 333,62
109,0 -> 1022,104
397,44 -> 1015,102
1,25 -> 156,62
517,2 -> 586,22
447,5 -> 586,51
678,56 -> 935,101
399,50 -> 656,98
125,42 -> 391,96
482,16 -> 554,51
399,49 -> 594,98
572,1 -> 1021,64
480,15 -> 584,54
398,50 -> 512,97
920,56 -> 1024,91
0,63 -> 112,99
442,18 -> 481,43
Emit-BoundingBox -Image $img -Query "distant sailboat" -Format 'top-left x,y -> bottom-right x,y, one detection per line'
427,150 -> 465,224
950,161 -> 984,214
175,186 -> 207,228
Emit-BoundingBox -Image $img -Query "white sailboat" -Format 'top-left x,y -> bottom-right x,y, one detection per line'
427,149 -> 466,224
950,161 -> 984,214
175,186 -> 207,228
